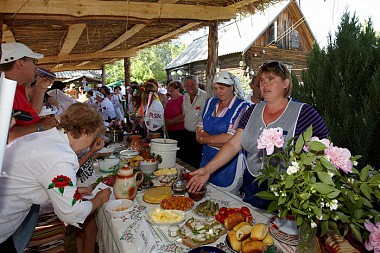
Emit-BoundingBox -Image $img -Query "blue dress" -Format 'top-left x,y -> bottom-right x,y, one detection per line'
200,97 -> 249,188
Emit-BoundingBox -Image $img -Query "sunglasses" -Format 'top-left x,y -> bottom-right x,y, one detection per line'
22,57 -> 38,65
260,61 -> 286,77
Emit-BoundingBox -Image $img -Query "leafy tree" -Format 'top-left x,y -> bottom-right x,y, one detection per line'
106,40 -> 185,84
292,12 -> 380,167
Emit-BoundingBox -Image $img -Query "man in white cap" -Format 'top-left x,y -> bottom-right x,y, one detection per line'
95,91 -> 116,123
0,43 -> 57,252
0,42 -> 57,142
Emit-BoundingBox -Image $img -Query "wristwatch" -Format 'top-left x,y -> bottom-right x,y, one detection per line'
36,124 -> 45,132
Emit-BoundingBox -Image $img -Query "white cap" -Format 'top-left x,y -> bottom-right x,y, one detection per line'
158,87 -> 167,95
95,91 -> 105,98
1,42 -> 44,64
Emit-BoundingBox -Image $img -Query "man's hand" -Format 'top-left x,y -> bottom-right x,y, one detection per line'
77,186 -> 93,196
35,75 -> 52,90
40,116 -> 58,130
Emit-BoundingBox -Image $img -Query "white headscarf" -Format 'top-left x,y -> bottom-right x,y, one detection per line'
213,71 -> 245,99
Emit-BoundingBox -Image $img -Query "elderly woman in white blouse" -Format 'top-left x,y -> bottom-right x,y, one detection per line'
0,103 -> 110,252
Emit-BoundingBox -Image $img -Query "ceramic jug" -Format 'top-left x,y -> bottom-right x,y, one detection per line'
113,166 -> 144,200
129,135 -> 142,152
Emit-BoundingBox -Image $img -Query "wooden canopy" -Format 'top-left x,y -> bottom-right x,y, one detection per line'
1,0 -> 282,72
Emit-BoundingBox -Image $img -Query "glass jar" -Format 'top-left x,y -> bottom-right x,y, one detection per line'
172,168 -> 186,195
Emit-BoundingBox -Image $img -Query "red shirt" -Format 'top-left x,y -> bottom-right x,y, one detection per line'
12,85 -> 40,127
164,95 -> 184,131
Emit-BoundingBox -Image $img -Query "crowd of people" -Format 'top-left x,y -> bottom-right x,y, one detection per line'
1,42 -> 329,252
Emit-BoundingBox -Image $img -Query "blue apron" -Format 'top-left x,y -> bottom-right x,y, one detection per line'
200,98 -> 245,187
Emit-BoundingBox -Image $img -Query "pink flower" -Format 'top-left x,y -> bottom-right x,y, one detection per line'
325,145 -> 353,173
364,220 -> 380,252
303,137 -> 331,152
257,127 -> 285,155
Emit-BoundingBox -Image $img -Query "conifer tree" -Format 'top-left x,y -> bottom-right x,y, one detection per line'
292,12 -> 380,167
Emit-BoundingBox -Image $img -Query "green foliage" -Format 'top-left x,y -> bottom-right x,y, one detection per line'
292,12 -> 380,167
105,40 -> 185,84
256,125 -> 380,242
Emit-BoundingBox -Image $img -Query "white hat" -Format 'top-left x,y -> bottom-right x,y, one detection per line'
69,83 -> 76,88
1,42 -> 44,64
95,91 -> 105,98
158,87 -> 167,95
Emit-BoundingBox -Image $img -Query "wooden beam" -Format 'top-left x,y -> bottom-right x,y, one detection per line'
51,64 -> 103,71
38,49 -> 136,64
230,0 -> 262,9
59,23 -> 86,55
136,22 -> 202,50
2,24 -> 16,42
97,24 -> 146,53
76,61 -> 92,67
1,0 -> 236,21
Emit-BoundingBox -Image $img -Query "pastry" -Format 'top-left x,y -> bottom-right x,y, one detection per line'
242,241 -> 266,253
227,230 -> 242,251
236,224 -> 253,241
233,221 -> 251,231
250,223 -> 268,241
225,212 -> 245,230
143,186 -> 172,204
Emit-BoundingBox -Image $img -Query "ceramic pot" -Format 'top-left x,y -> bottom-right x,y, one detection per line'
113,166 -> 144,200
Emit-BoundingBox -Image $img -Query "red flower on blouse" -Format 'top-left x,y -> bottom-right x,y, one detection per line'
72,189 -> 82,206
48,175 -> 74,195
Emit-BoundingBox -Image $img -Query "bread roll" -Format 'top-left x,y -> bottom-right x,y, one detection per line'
262,232 -> 274,246
241,237 -> 252,246
242,241 -> 266,253
227,230 -> 242,251
236,224 -> 253,241
250,223 -> 268,241
233,222 -> 251,231
225,212 -> 245,230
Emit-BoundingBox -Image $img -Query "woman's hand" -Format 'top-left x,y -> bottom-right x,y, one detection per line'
95,188 -> 111,205
186,167 -> 210,193
77,186 -> 93,196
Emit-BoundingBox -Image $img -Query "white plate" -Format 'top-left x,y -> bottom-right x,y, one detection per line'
146,209 -> 186,225
97,146 -> 115,154
119,149 -> 139,158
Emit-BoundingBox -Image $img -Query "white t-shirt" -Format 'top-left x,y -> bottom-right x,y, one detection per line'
96,98 -> 116,121
0,128 -> 92,243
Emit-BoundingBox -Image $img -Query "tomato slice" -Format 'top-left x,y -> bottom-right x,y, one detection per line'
227,209 -> 236,216
245,214 -> 253,223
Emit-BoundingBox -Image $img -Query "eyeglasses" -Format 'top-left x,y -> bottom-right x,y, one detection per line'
260,61 -> 286,77
21,57 -> 38,65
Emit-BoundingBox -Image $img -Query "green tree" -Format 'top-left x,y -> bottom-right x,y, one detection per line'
292,12 -> 380,167
106,40 -> 185,84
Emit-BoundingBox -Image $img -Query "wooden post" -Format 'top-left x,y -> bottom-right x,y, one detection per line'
123,57 -> 131,113
0,15 -> 3,60
206,20 -> 218,98
102,64 -> 106,85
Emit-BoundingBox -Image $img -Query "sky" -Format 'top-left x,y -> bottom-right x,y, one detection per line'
180,0 -> 380,48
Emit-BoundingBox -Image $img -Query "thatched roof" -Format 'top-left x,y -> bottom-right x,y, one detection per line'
1,0 -> 284,72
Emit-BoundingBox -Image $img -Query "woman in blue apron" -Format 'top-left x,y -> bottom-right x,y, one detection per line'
196,71 -> 250,195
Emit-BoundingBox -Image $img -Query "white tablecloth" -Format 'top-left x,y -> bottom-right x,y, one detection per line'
95,164 -> 297,253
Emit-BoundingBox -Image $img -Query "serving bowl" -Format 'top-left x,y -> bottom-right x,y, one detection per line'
188,186 -> 206,201
105,199 -> 134,218
98,157 -> 120,173
139,161 -> 158,176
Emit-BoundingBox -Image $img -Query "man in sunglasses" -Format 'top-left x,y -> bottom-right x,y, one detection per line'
0,42 -> 57,143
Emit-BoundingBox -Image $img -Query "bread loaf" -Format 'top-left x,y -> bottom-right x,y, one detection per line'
227,230 -> 242,251
324,232 -> 360,253
242,240 -> 266,253
236,224 -> 253,241
233,222 -> 251,231
241,237 -> 252,246
250,223 -> 268,241
262,232 -> 274,246
225,212 -> 246,230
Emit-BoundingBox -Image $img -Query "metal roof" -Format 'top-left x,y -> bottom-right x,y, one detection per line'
166,0 -> 291,70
